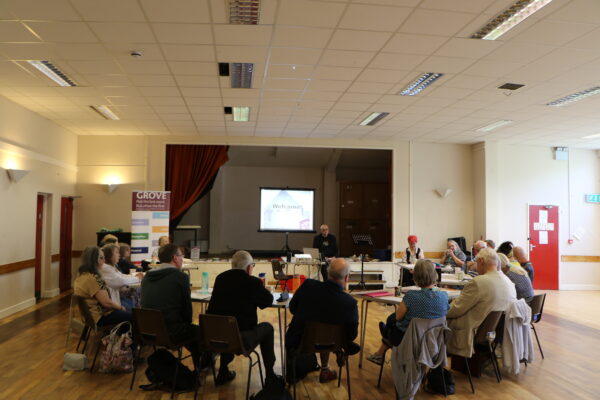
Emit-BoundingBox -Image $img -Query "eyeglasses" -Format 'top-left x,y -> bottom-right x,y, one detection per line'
249,263 -> 255,268
175,253 -> 183,257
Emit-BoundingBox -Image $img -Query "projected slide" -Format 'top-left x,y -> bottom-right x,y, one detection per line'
260,188 -> 314,232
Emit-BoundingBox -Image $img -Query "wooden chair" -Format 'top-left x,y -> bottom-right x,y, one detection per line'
65,294 -> 85,349
72,294 -> 117,372
271,259 -> 291,291
529,293 -> 547,359
291,321 -> 353,400
198,314 -> 264,400
130,308 -> 200,400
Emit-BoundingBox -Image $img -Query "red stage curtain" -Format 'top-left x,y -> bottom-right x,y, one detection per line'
165,144 -> 229,221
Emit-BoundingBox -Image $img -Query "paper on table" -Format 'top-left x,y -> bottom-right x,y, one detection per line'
539,230 -> 548,244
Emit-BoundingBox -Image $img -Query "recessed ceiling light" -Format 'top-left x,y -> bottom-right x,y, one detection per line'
399,73 -> 444,96
229,0 -> 260,25
232,106 -> 250,122
476,120 -> 514,132
27,60 -> 76,87
582,133 -> 600,139
359,112 -> 389,126
230,63 -> 253,88
546,86 -> 600,107
472,0 -> 554,40
90,105 -> 119,120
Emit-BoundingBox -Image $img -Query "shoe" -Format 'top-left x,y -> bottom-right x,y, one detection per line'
319,368 -> 337,383
215,369 -> 236,386
366,353 -> 384,366
379,322 -> 386,337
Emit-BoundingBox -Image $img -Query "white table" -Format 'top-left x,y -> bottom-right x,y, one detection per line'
191,291 -> 293,376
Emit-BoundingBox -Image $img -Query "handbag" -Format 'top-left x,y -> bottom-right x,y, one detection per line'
98,321 -> 134,373
63,352 -> 88,370
425,366 -> 455,395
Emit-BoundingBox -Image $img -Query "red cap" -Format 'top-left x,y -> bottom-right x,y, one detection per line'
407,235 -> 418,244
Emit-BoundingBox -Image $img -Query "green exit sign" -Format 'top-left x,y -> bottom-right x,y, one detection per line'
585,194 -> 600,203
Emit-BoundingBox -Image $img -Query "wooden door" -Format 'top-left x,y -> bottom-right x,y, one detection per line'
340,182 -> 363,219
59,197 -> 73,292
35,194 -> 44,299
528,205 -> 559,289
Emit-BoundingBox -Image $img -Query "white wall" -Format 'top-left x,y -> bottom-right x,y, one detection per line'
0,96 -> 77,317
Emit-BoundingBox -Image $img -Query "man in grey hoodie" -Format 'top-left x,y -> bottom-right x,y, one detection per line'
141,243 -> 201,365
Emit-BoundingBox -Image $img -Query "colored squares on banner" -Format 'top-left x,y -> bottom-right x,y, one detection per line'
152,211 -> 170,219
152,226 -> 169,233
132,233 -> 149,240
132,219 -> 149,226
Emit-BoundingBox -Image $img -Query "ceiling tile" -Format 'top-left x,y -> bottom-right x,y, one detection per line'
67,60 -> 122,74
418,56 -> 474,73
0,43 -> 56,60
512,20 -> 596,46
313,66 -> 361,80
71,0 -> 146,22
306,79 -> 351,91
400,9 -> 476,36
348,81 -> 394,94
174,75 -> 219,87
420,0 -> 496,13
277,0 -> 346,28
27,22 -> 98,43
369,53 -> 427,70
319,50 -> 375,68
129,74 -> 175,87
273,26 -> 333,48
140,0 -> 210,23
3,0 -> 81,20
120,60 -> 170,74
268,64 -> 314,79
328,29 -> 392,51
357,68 -> 409,83
216,46 -> 268,63
0,22 -> 40,42
54,43 -> 110,60
153,24 -> 213,45
270,47 -> 322,65
463,60 -> 523,78
169,61 -> 216,75
161,45 -> 215,61
340,5 -> 411,32
382,33 -> 447,55
264,78 -> 307,91
547,0 -> 600,25
89,22 -> 155,43
213,25 -> 273,46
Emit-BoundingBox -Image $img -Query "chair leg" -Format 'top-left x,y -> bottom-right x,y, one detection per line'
79,326 -> 90,353
193,359 -> 200,400
130,344 -> 142,390
377,347 -> 388,388
345,355 -> 352,400
171,348 -> 182,399
90,335 -> 102,373
292,355 -> 297,400
337,361 -> 342,388
464,357 -> 475,394
254,350 -> 264,388
532,325 -> 544,359
440,367 -> 447,397
246,355 -> 253,400
489,343 -> 502,383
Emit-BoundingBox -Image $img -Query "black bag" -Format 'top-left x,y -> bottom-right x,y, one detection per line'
426,366 -> 455,395
285,352 -> 320,384
143,349 -> 196,392
250,376 -> 292,400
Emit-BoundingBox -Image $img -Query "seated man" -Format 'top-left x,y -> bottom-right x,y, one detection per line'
285,258 -> 359,383
207,250 -> 278,385
513,246 -> 534,283
141,244 -> 202,366
447,248 -> 516,358
465,240 -> 487,276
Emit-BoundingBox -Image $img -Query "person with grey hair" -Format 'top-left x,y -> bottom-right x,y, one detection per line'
447,248 -> 516,358
498,253 -> 534,303
367,259 -> 449,365
441,240 -> 467,270
285,258 -> 359,383
465,240 -> 488,276
207,250 -> 279,385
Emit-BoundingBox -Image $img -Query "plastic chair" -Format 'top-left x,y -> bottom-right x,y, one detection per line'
291,321 -> 353,400
271,259 -> 291,291
130,308 -> 200,400
72,294 -> 117,372
529,293 -> 547,359
198,314 -> 264,400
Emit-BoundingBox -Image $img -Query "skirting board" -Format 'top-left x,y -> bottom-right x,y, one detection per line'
42,288 -> 60,298
559,284 -> 600,290
0,297 -> 36,320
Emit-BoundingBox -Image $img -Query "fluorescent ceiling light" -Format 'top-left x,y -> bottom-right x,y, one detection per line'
230,63 -> 254,88
233,107 -> 250,122
583,133 -> 600,139
229,0 -> 260,25
359,112 -> 389,126
472,0 -> 554,40
27,60 -> 76,87
546,86 -> 600,107
90,105 -> 120,120
399,73 -> 444,96
476,120 -> 514,132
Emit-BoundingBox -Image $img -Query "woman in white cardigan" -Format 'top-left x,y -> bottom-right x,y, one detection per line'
100,243 -> 142,310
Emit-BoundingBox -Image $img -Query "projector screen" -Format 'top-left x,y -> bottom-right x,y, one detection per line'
259,187 -> 315,232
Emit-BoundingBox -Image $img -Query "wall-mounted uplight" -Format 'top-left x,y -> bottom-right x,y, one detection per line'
5,168 -> 30,183
107,184 -> 119,193
104,175 -> 121,193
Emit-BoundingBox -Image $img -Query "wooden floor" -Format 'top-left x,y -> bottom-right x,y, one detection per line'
1,290 -> 599,400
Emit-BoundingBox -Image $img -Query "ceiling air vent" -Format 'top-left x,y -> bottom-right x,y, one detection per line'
229,0 -> 260,25
498,83 -> 525,91
230,63 -> 254,88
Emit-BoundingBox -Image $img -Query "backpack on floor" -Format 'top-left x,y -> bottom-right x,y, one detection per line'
250,376 -> 292,400
143,349 -> 196,391
425,366 -> 455,395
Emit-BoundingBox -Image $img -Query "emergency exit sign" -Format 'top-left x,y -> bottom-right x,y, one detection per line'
585,194 -> 600,203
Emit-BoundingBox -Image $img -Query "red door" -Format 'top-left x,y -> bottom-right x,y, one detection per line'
59,197 -> 73,292
528,205 -> 559,290
35,194 -> 44,299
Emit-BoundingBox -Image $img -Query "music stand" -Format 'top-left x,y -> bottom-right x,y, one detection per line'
351,233 -> 373,291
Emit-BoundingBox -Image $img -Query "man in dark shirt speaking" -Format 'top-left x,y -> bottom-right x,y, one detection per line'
312,224 -> 338,281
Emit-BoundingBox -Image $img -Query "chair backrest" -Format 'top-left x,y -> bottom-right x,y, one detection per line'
73,294 -> 98,331
271,259 -> 288,280
198,314 -> 246,355
473,311 -> 504,345
529,293 -> 546,323
299,321 -> 346,354
132,308 -> 175,349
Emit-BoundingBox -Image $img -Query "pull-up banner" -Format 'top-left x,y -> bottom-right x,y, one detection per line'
131,191 -> 171,265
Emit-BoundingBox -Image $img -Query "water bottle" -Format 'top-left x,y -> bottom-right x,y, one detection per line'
201,271 -> 209,293
259,272 -> 266,286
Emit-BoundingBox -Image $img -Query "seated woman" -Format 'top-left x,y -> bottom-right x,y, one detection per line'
399,235 -> 424,287
367,259 -> 449,365
73,246 -> 131,327
116,243 -> 140,275
497,241 -> 514,258
100,244 -> 142,311
441,240 -> 467,270
498,253 -> 534,303
151,235 -> 170,260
